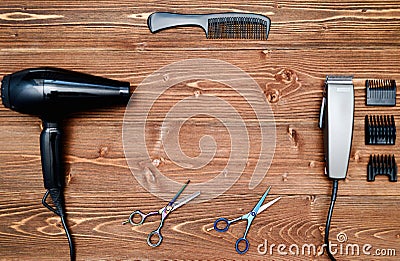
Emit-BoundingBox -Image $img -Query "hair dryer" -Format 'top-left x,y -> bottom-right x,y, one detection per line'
1,67 -> 130,260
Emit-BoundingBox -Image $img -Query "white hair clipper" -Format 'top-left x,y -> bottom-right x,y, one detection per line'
319,75 -> 354,261
319,76 -> 354,179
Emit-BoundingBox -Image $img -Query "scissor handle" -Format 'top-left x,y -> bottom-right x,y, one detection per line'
214,218 -> 230,232
147,230 -> 163,247
235,237 -> 249,254
127,210 -> 158,226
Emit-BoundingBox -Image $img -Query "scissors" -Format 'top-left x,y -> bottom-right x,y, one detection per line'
213,186 -> 280,254
123,180 -> 200,247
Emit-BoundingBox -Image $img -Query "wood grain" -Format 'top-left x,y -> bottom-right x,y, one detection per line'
0,192 -> 399,260
0,1 -> 399,260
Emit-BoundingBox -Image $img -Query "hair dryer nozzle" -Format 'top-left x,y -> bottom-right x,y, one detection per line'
1,75 -> 11,108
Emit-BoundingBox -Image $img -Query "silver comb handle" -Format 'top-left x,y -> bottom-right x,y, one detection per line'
147,12 -> 208,34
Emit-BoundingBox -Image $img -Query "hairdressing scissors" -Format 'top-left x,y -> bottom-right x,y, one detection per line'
123,180 -> 200,247
213,186 -> 280,254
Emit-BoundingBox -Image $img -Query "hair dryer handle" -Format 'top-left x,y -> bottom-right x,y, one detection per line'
40,121 -> 63,189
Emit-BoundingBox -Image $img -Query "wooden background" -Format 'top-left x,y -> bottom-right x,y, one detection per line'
0,1 -> 399,260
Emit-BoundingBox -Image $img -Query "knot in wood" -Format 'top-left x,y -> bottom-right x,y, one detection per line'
98,146 -> 109,157
265,89 -> 280,103
275,68 -> 298,84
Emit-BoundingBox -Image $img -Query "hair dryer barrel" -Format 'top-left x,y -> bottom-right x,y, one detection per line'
1,67 -> 130,117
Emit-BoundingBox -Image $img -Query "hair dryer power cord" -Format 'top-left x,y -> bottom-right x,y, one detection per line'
42,189 -> 75,261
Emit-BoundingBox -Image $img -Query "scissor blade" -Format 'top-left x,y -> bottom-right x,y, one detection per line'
172,191 -> 201,211
257,196 -> 281,215
169,180 -> 190,205
252,186 -> 271,214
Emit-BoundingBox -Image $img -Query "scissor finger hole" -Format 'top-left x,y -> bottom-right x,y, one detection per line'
214,218 -> 229,232
147,231 -> 162,247
129,212 -> 144,225
235,238 -> 249,254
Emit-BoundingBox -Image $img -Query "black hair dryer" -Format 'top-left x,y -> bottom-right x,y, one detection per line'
1,67 -> 130,260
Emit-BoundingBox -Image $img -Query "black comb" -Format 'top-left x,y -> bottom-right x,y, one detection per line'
365,115 -> 396,145
147,12 -> 271,40
366,79 -> 396,106
367,154 -> 397,182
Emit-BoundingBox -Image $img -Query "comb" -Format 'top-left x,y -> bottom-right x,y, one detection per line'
365,115 -> 396,145
366,79 -> 396,106
147,12 -> 271,40
367,154 -> 397,182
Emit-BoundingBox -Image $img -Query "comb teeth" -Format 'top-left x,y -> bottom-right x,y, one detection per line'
207,17 -> 269,40
366,79 -> 396,106
365,115 -> 396,145
367,154 -> 397,182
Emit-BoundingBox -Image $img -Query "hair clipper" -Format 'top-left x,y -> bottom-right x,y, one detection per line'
319,76 -> 354,261
319,76 -> 354,179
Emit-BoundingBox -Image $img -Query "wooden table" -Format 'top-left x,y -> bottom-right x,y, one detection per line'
0,1 -> 399,260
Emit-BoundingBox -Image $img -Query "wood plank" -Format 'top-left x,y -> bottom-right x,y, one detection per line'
1,48 -> 400,79
0,192 -> 398,260
0,1 -> 399,50
1,120 -> 399,197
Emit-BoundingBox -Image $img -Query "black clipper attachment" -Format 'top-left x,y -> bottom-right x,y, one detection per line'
366,79 -> 396,106
365,115 -> 396,145
368,154 -> 397,182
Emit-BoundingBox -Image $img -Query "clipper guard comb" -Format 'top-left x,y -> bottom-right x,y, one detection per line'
365,115 -> 396,145
366,79 -> 396,106
368,154 -> 397,182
